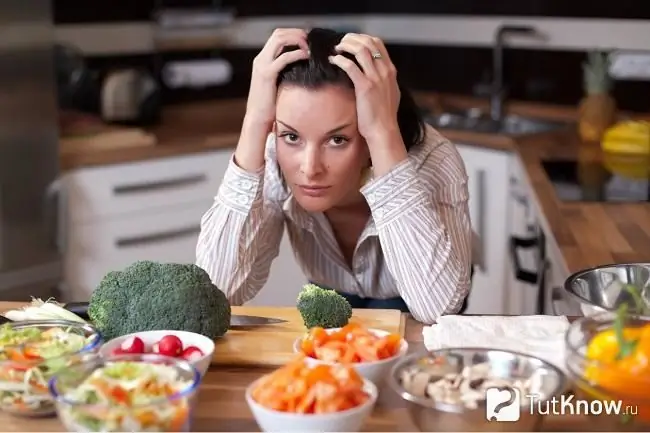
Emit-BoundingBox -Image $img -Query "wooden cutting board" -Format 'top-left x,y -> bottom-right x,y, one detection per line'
214,306 -> 406,366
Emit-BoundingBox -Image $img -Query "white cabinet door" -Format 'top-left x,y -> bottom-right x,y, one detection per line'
64,203 -> 208,302
456,144 -> 510,314
65,150 -> 232,223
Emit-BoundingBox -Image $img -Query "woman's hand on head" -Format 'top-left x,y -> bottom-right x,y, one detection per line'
236,28 -> 309,173
329,34 -> 407,175
245,28 -> 310,130
329,34 -> 401,138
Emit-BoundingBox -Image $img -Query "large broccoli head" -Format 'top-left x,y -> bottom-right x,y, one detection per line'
88,260 -> 231,341
296,284 -> 352,329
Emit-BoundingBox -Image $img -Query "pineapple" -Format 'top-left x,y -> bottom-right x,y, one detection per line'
578,50 -> 617,142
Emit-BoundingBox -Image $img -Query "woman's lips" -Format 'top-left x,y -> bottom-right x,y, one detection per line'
297,185 -> 331,197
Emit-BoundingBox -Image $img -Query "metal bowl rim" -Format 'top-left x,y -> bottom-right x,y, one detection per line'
562,262 -> 650,316
388,347 -> 568,414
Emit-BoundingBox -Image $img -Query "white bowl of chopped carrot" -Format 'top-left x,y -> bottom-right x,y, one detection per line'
246,355 -> 378,432
293,323 -> 408,386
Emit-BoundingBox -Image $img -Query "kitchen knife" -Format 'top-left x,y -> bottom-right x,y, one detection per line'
63,302 -> 287,328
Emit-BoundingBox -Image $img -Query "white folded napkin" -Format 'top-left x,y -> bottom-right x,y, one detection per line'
422,315 -> 569,372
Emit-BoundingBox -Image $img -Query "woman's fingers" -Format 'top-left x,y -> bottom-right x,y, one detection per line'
335,34 -> 395,79
261,28 -> 309,61
270,48 -> 310,74
334,38 -> 379,80
328,54 -> 368,89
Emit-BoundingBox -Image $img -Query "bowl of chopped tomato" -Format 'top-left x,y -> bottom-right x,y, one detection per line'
293,323 -> 408,385
246,355 -> 378,432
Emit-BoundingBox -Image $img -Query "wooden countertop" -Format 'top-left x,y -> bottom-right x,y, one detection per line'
515,131 -> 650,276
0,301 -> 600,432
59,100 -> 247,170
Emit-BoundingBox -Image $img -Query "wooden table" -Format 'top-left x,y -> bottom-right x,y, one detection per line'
0,307 -> 615,432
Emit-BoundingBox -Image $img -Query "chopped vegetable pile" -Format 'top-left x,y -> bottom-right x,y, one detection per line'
250,356 -> 370,414
58,361 -> 194,432
111,335 -> 205,362
299,323 -> 402,363
0,323 -> 94,414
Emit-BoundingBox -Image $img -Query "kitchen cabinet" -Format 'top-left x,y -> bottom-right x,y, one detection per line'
455,144 -> 511,314
61,150 -> 306,306
505,155 -> 542,315
504,156 -> 576,316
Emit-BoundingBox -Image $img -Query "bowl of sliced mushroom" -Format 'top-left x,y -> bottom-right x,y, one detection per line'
388,348 -> 567,432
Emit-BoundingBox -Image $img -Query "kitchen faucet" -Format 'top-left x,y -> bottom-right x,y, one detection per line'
491,24 -> 541,122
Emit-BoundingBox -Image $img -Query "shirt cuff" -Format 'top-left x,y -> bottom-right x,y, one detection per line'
216,155 -> 265,213
360,158 -> 428,226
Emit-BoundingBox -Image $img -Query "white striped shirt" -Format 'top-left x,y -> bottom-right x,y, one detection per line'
196,125 -> 473,325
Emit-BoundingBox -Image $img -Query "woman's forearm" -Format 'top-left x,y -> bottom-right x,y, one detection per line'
233,116 -> 273,173
361,157 -> 472,324
196,158 -> 285,305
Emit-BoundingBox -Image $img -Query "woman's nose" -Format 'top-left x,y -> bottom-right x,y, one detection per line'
300,147 -> 325,178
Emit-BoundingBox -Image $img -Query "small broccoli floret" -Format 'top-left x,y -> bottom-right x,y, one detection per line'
296,284 -> 352,329
88,260 -> 231,340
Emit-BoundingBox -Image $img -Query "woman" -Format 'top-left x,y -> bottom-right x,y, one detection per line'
196,27 -> 472,324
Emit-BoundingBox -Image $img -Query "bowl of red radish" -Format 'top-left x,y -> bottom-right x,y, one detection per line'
98,330 -> 215,377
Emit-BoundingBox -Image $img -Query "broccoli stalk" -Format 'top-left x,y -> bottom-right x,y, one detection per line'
88,261 -> 231,340
296,284 -> 352,329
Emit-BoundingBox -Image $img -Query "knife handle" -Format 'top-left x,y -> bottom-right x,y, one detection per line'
65,302 -> 90,320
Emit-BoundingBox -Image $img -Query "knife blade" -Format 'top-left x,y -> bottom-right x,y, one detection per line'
62,302 -> 287,328
230,315 -> 288,328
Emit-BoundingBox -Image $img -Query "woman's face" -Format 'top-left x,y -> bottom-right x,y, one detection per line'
275,84 -> 370,213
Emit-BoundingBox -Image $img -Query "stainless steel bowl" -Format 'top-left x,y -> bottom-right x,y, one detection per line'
563,263 -> 650,316
388,348 -> 567,432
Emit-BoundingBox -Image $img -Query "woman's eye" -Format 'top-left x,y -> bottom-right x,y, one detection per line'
281,133 -> 299,144
330,136 -> 348,146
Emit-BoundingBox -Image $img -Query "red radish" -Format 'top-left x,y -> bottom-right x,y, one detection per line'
181,346 -> 204,362
154,335 -> 183,357
119,336 -> 145,354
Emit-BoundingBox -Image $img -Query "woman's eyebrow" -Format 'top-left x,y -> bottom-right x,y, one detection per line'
276,120 -> 297,131
326,123 -> 353,134
276,120 -> 353,134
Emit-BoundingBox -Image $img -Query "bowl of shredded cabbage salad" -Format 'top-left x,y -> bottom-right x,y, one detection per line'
49,353 -> 200,432
0,320 -> 101,417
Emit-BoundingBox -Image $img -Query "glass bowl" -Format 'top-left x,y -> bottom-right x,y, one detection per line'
0,320 -> 102,417
48,353 -> 201,432
565,312 -> 650,430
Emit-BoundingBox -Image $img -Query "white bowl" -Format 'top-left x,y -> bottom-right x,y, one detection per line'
99,330 -> 215,377
293,327 -> 408,386
246,375 -> 378,432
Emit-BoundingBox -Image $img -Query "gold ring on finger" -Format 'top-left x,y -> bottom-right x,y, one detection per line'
371,51 -> 382,60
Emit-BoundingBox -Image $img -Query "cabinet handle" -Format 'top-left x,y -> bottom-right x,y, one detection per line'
43,178 -> 67,254
508,235 -> 539,284
476,168 -> 487,272
113,174 -> 207,195
115,225 -> 201,248
550,286 -> 564,316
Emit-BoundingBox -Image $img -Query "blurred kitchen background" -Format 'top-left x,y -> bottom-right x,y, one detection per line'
1,1 -> 649,316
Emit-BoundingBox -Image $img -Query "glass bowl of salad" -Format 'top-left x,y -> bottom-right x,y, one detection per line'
48,353 -> 201,432
0,320 -> 102,417
565,312 -> 650,429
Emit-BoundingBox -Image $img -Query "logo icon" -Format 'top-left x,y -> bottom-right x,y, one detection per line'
486,386 -> 521,422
